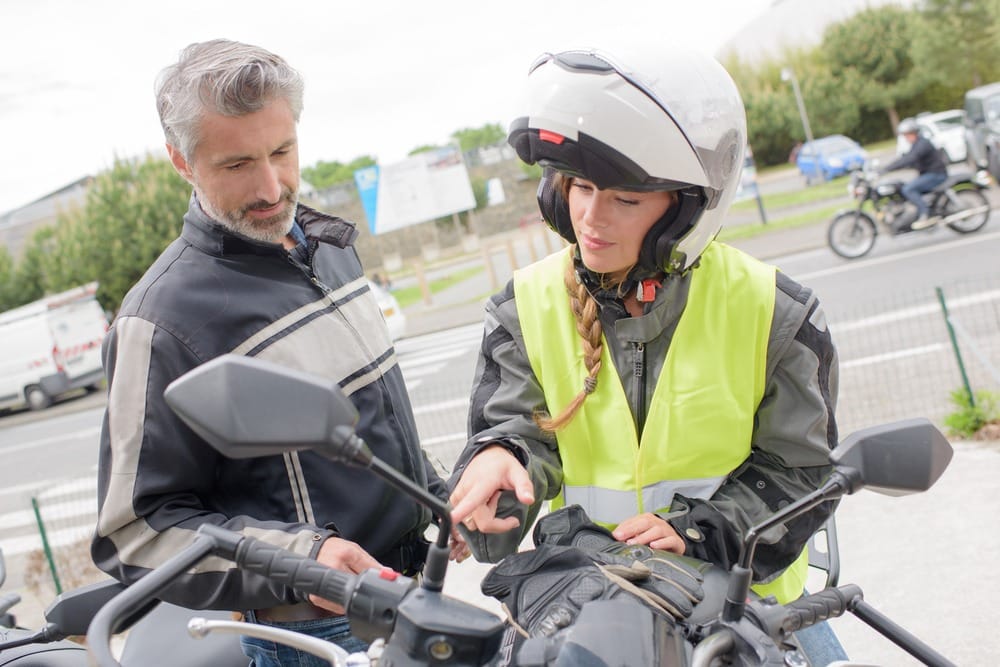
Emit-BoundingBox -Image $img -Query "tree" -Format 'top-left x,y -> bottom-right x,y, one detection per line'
11,227 -> 54,307
301,155 -> 377,189
914,0 -> 1000,90
46,154 -> 190,313
450,123 -> 505,152
820,6 -> 925,131
0,246 -> 19,311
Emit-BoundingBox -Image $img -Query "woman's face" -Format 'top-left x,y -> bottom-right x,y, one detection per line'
567,178 -> 674,275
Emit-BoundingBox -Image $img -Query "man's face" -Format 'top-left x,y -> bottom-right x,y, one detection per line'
904,131 -> 919,145
167,97 -> 299,244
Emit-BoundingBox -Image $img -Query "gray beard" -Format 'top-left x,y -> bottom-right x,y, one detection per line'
196,190 -> 297,244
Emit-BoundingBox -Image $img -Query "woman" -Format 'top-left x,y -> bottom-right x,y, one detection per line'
449,47 -> 845,663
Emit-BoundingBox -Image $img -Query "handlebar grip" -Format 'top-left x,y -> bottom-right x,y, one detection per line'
782,584 -> 862,633
234,537 -> 356,608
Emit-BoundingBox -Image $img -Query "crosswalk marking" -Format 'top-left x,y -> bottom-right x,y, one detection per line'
4,524 -> 95,556
395,323 -> 481,356
1,426 -> 101,455
399,348 -> 466,370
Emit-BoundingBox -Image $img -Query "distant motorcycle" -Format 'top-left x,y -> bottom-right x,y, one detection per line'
827,166 -> 992,259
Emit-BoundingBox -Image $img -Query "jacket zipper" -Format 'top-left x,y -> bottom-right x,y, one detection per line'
633,342 -> 646,438
287,241 -> 332,294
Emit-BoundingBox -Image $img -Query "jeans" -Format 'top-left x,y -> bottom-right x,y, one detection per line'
794,618 -> 849,666
240,610 -> 369,666
901,172 -> 948,218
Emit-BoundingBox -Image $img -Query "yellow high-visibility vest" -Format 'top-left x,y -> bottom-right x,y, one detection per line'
513,242 -> 808,604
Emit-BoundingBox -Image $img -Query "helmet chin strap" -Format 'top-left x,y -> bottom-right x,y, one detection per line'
572,251 -> 662,305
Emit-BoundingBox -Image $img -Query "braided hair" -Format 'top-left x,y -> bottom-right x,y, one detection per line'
534,255 -> 605,432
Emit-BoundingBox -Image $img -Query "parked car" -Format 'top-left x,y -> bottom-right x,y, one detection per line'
964,81 -> 1000,179
895,109 -> 967,163
368,279 -> 406,341
795,134 -> 868,183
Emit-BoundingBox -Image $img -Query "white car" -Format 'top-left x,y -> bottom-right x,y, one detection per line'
368,280 -> 406,341
896,109 -> 968,163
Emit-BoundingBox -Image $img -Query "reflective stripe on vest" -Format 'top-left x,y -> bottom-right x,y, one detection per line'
514,242 -> 807,604
563,477 -> 726,526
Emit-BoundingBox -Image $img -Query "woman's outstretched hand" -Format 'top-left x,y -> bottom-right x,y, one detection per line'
449,446 -> 535,534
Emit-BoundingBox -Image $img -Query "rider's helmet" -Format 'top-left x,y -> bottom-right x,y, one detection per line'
897,117 -> 920,135
507,48 -> 747,274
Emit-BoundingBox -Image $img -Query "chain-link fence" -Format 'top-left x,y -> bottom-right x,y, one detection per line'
5,474 -> 104,600
832,274 -> 1000,438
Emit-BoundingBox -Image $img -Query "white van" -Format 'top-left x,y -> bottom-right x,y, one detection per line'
0,282 -> 109,411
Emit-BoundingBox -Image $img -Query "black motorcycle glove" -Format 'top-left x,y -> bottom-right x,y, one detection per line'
481,505 -> 705,639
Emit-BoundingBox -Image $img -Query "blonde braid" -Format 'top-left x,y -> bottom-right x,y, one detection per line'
535,248 -> 604,433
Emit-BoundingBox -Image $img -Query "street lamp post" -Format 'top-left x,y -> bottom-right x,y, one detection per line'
781,67 -> 822,183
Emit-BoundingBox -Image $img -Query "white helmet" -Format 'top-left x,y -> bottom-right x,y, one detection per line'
508,48 -> 747,274
897,117 -> 919,135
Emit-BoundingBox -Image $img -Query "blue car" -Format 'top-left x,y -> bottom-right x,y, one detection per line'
795,135 -> 868,183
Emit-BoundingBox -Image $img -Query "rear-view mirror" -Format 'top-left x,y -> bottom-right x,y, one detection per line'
829,418 -> 952,496
163,354 -> 359,460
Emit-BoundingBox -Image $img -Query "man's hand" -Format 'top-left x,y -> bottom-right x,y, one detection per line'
449,526 -> 471,563
309,537 -> 381,613
449,445 -> 535,534
612,513 -> 686,554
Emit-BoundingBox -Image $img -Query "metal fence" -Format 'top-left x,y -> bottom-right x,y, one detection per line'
831,273 -> 1000,438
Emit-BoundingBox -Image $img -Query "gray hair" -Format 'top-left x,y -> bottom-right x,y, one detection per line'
155,39 -> 305,160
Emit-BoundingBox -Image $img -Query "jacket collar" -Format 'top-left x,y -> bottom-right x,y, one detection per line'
179,195 -> 357,257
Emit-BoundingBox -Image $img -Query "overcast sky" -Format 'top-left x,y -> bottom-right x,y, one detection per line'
0,0 -> 775,214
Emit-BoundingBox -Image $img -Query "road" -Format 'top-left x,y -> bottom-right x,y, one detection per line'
2,228 -> 999,664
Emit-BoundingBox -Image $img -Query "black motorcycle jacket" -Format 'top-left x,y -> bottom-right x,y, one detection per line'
92,197 -> 445,611
885,136 -> 948,175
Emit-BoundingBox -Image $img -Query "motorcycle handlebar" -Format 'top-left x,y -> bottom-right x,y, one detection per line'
88,525 -> 418,666
781,584 -> 862,633
230,533 -> 356,609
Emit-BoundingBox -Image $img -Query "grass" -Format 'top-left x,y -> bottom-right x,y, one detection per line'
731,176 -> 849,212
391,265 -> 484,308
720,201 -> 846,241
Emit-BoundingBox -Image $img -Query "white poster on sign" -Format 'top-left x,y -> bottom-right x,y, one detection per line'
354,146 -> 476,235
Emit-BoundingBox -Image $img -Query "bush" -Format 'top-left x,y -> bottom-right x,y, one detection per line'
943,388 -> 1000,438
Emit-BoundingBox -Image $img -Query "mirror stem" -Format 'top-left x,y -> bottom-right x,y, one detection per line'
329,425 -> 453,592
721,470 -> 852,623
366,458 -> 452,592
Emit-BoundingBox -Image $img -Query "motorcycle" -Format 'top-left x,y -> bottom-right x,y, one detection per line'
66,354 -> 957,667
826,164 -> 993,259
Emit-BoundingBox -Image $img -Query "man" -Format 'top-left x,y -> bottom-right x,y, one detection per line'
91,39 -> 463,664
883,117 -> 949,230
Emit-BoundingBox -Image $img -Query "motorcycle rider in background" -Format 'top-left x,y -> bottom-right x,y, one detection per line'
882,117 -> 949,231
449,47 -> 847,664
